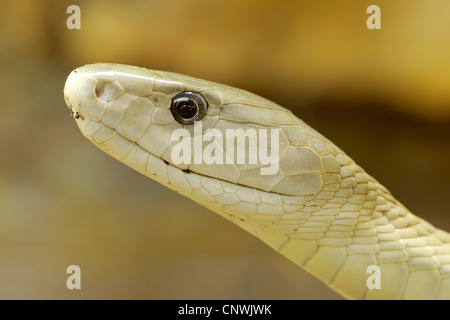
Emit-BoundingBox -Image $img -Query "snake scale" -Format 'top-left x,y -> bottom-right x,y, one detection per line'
63,63 -> 450,299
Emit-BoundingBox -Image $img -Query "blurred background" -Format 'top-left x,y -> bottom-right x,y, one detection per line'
0,0 -> 449,299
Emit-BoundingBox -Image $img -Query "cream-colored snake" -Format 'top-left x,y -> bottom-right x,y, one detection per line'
63,63 -> 450,299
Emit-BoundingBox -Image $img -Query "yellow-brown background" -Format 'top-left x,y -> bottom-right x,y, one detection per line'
0,0 -> 449,299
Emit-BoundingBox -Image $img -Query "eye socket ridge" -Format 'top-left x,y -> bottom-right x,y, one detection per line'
170,92 -> 208,125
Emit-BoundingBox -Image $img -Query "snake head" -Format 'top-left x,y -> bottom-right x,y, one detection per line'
63,63 -> 338,205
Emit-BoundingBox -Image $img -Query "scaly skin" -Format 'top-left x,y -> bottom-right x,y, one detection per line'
63,63 -> 450,299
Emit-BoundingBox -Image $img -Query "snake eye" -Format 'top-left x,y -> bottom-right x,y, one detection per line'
170,92 -> 208,125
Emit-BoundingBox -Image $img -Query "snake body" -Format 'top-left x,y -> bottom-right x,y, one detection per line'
63,63 -> 450,299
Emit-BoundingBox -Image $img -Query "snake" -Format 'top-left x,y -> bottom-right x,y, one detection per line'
63,63 -> 450,299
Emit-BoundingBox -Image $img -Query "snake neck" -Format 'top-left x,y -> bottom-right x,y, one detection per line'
234,164 -> 450,299
156,137 -> 450,299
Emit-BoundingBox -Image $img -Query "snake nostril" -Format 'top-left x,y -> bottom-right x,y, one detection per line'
95,82 -> 106,99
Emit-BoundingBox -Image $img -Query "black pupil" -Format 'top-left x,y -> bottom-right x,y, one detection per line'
174,98 -> 197,119
171,92 -> 207,125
